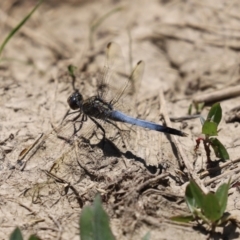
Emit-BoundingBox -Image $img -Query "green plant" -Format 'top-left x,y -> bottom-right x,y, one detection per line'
80,195 -> 151,240
0,0 -> 43,58
188,102 -> 205,115
9,195 -> 150,240
195,103 -> 229,162
9,227 -> 40,240
80,194 -> 115,240
89,6 -> 123,50
171,179 -> 237,233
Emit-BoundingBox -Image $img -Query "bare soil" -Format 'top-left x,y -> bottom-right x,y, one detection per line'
1,0 -> 240,239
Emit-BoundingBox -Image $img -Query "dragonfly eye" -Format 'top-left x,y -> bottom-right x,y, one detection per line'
67,91 -> 83,110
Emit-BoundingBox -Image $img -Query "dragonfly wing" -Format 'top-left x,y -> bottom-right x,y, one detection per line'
128,60 -> 145,97
122,60 -> 145,112
98,42 -> 145,115
97,42 -> 126,102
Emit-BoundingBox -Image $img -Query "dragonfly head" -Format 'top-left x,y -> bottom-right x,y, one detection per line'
67,90 -> 83,110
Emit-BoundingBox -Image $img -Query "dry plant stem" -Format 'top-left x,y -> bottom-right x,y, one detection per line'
18,203 -> 37,215
159,89 -> 190,170
153,20 -> 240,51
139,215 -> 195,231
159,89 -> 208,192
138,215 -> 162,227
113,173 -> 168,208
193,85 -> 240,104
163,219 -> 196,230
159,90 -> 183,169
19,133 -> 44,171
170,114 -> 200,122
204,168 -> 240,186
135,173 -> 169,193
0,9 -> 70,58
44,170 -> 84,208
48,214 -> 62,240
200,157 -> 240,178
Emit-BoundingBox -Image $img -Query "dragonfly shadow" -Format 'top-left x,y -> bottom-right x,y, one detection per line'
164,133 -> 186,170
86,137 -> 162,174
95,138 -> 122,158
124,150 -> 163,174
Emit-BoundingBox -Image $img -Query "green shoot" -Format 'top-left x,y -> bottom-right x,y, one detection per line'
80,194 -> 115,240
9,196 -> 115,240
195,103 -> 229,162
28,235 -> 41,240
89,6 -> 123,50
9,227 -> 41,240
171,179 -> 235,233
188,102 -> 205,115
10,228 -> 23,240
0,0 -> 43,58
68,64 -> 77,78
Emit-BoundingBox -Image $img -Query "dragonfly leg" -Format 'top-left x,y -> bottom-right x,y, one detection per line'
89,117 -> 106,139
73,114 -> 88,135
61,109 -> 82,124
105,119 -> 131,148
57,113 -> 87,143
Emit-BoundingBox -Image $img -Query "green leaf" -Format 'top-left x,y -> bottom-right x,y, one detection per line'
92,195 -> 115,240
170,215 -> 194,223
80,204 -> 94,240
185,180 -> 205,213
197,102 -> 205,113
202,121 -> 218,136
80,194 -> 115,240
202,192 -> 222,222
28,235 -> 41,240
10,227 -> 23,240
141,232 -> 151,240
0,0 -> 43,57
68,64 -> 77,77
206,103 -> 222,126
210,138 -> 230,160
215,180 -> 230,216
188,104 -> 192,115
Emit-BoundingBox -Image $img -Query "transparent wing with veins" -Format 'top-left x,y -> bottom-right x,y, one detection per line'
97,42 -> 144,114
19,43 -> 138,171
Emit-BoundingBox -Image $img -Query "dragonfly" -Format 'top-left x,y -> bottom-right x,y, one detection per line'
19,42 -> 187,206
66,42 -> 187,138
20,42 -> 187,172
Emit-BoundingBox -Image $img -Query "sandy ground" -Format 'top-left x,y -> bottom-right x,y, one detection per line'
1,0 -> 240,239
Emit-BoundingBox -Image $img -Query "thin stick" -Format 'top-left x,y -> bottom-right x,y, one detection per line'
193,85 -> 240,104
159,89 -> 207,193
204,168 -> 240,186
160,89 -> 188,170
200,157 -> 240,178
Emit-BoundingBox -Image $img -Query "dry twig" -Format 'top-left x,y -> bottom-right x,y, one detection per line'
193,85 -> 240,104
200,157 -> 240,179
159,89 -> 207,193
204,168 -> 240,186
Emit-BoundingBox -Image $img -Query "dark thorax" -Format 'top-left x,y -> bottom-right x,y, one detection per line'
82,96 -> 113,120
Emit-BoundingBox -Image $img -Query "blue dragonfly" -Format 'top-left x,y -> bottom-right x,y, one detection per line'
18,42 -> 187,205
67,42 -> 187,138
